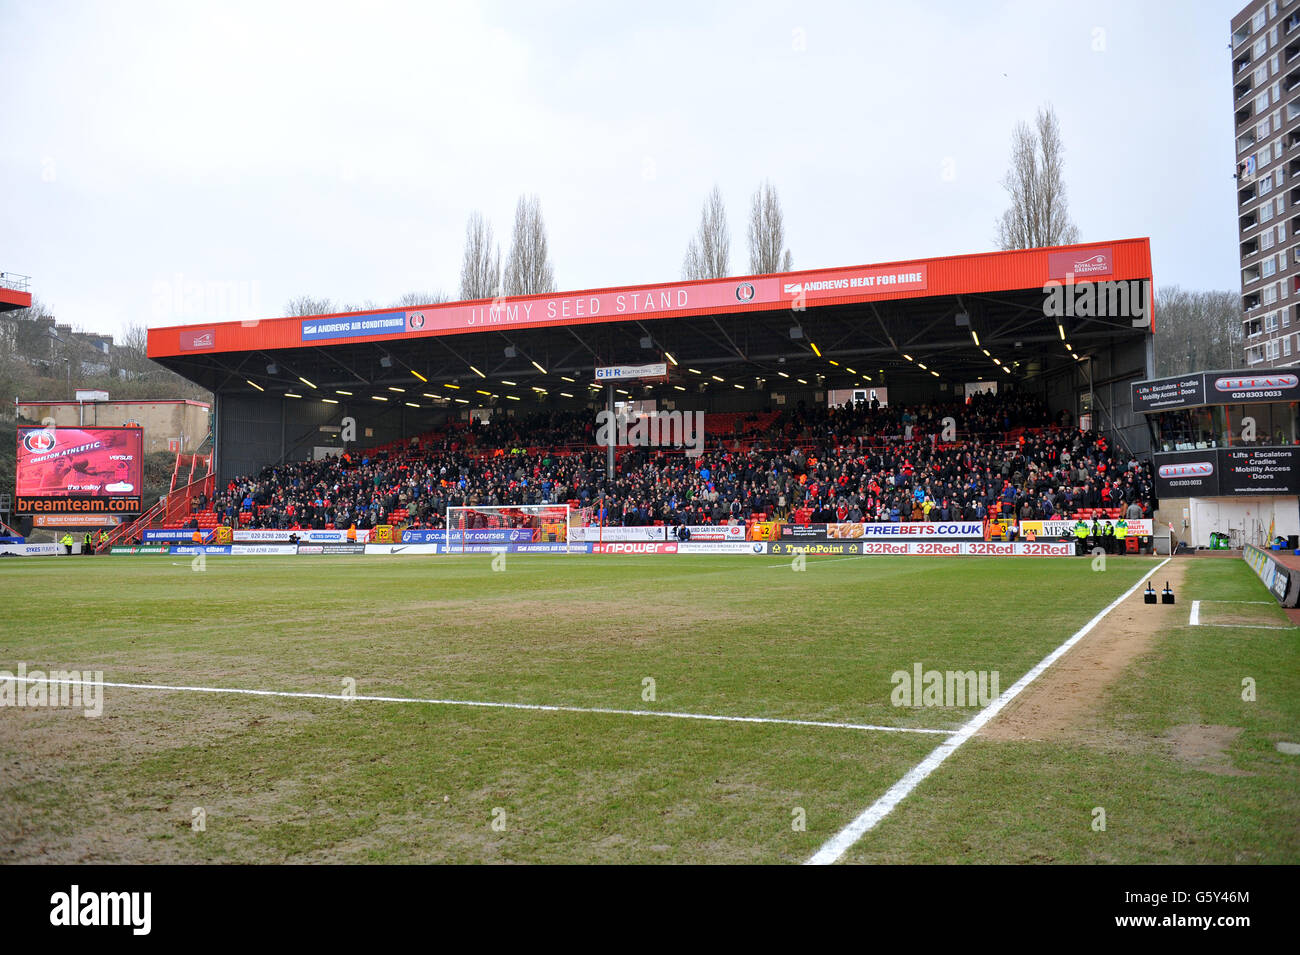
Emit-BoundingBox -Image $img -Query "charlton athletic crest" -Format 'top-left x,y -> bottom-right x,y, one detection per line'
23,430 -> 56,453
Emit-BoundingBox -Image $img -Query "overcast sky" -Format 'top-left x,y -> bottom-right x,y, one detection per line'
0,0 -> 1246,340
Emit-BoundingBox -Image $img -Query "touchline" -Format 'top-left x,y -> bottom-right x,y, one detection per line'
0,664 -> 104,717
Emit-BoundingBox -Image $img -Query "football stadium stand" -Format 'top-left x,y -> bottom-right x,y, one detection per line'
180,392 -> 1154,533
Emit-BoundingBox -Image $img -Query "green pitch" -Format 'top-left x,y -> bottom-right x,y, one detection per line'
0,554 -> 1295,863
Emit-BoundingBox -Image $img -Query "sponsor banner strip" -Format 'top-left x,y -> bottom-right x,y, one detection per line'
781,522 -> 985,539
365,543 -> 442,555
593,542 -> 679,554
675,542 -> 770,554
1243,544 -> 1299,607
1020,519 -> 1153,537
569,526 -> 667,542
229,544 -> 299,555
441,542 -> 589,554
0,543 -> 63,557
770,541 -> 1075,556
681,524 -> 746,541
32,514 -> 123,527
233,529 -> 372,543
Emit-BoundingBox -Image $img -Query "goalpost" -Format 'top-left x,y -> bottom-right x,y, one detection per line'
444,504 -> 578,554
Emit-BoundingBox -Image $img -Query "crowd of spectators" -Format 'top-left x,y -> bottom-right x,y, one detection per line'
205,391 -> 1156,531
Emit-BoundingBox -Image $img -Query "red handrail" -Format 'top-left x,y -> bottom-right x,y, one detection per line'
97,455 -> 214,552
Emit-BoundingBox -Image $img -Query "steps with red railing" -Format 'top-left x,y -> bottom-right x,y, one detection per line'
96,450 -> 216,552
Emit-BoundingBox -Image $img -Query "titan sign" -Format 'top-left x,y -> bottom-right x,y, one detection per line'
1152,451 -> 1219,497
1132,370 -> 1300,411
1152,448 -> 1300,497
1220,447 -> 1300,495
15,426 -> 143,515
1211,373 -> 1300,401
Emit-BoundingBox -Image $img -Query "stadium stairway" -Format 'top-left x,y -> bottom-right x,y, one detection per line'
96,451 -> 215,552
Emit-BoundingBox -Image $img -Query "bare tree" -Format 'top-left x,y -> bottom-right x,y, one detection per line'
339,300 -> 379,313
682,185 -> 731,279
117,321 -> 154,379
996,105 -> 1081,250
284,295 -> 337,317
504,195 -> 556,296
459,212 -> 501,301
393,291 -> 450,307
747,181 -> 794,274
1154,287 -> 1245,377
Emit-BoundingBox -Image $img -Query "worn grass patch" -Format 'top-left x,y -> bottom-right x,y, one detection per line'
840,560 -> 1300,864
6,553 -> 1284,863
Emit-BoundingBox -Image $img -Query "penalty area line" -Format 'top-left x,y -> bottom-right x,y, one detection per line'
1189,598 -> 1294,629
805,556 -> 1172,866
0,676 -> 953,737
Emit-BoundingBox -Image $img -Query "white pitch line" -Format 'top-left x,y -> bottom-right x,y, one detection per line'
1188,622 -> 1296,631
1199,600 -> 1276,604
764,555 -> 864,568
806,556 -> 1172,866
0,676 -> 953,736
1189,598 -> 1294,629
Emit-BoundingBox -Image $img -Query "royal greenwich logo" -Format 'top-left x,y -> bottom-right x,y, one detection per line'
1068,253 -> 1109,274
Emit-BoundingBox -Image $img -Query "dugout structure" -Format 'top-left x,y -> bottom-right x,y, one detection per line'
147,239 -> 1156,482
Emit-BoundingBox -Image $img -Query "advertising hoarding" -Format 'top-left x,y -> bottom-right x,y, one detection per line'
15,426 -> 143,514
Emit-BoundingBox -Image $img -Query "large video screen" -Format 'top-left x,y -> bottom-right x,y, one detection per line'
15,426 -> 143,514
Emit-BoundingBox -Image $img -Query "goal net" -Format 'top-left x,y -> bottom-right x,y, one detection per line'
444,504 -> 575,554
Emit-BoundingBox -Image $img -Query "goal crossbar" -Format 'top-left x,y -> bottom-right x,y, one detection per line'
444,504 -> 577,554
